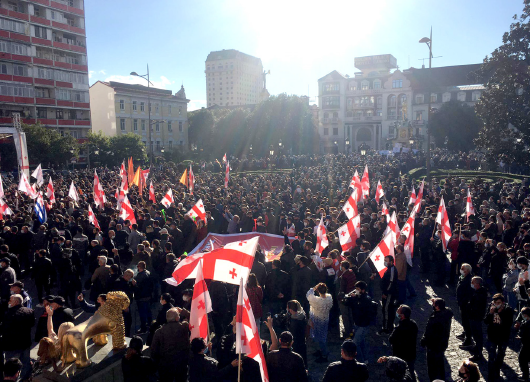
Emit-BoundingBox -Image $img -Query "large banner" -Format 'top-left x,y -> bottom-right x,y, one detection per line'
187,232 -> 295,262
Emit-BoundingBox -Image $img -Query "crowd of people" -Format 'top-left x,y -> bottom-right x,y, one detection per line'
0,152 -> 529,382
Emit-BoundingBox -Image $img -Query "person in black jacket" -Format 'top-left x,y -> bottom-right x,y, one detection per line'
421,298 -> 453,381
322,340 -> 369,382
121,336 -> 155,382
389,305 -> 418,380
32,249 -> 53,304
147,293 -> 174,346
266,260 -> 290,315
379,255 -> 399,334
49,295 -> 74,334
133,261 -> 154,334
518,307 -> 530,382
484,293 -> 513,381
292,256 -> 313,316
287,300 -> 307,367
266,331 -> 307,382
188,337 -> 237,382
460,276 -> 488,361
456,263 -> 474,346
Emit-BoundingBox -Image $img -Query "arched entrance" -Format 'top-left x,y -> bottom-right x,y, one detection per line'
356,127 -> 372,150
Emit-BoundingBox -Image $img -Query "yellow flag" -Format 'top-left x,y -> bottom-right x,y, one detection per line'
179,169 -> 188,187
132,166 -> 141,187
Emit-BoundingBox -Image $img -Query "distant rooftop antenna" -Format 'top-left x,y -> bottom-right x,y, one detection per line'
419,56 -> 442,67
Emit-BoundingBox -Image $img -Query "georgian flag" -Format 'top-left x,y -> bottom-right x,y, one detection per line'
413,180 -> 424,214
435,198 -> 451,252
160,188 -> 174,208
360,165 -> 370,199
224,160 -> 230,189
236,277 -> 269,382
189,259 -> 212,341
34,191 -> 46,224
408,185 -> 416,206
400,210 -> 416,266
342,189 -> 359,220
88,205 -> 100,230
338,215 -> 361,252
149,181 -> 156,203
119,195 -> 136,225
186,199 -> 206,222
222,153 -> 227,164
375,180 -> 384,204
0,174 -> 4,198
19,172 -> 37,199
466,189 -> 475,221
369,230 -> 395,277
46,177 -> 55,204
31,163 -> 44,186
315,217 -> 329,254
0,198 -> 13,220
170,236 -> 259,286
116,187 -> 126,211
382,201 -> 390,223
189,165 -> 195,195
68,181 -> 79,202
350,170 -> 362,200
384,211 -> 400,244
93,170 -> 106,208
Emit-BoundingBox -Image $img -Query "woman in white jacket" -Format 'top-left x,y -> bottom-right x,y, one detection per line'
307,282 -> 333,362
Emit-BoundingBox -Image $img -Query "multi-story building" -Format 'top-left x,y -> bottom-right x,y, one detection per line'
0,0 -> 90,144
205,49 -> 263,107
317,54 -> 482,153
89,81 -> 189,154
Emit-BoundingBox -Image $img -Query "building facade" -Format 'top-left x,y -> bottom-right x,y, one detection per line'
205,49 -> 263,107
0,0 -> 90,144
317,54 -> 482,153
89,81 -> 189,155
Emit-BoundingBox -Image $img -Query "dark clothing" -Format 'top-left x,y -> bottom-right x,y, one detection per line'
265,268 -> 289,303
51,306 -> 74,334
121,352 -> 156,382
519,320 -> 530,379
456,274 -> 473,307
468,286 -> 487,321
389,318 -> 418,362
151,321 -> 190,382
188,353 -> 232,382
134,270 -> 154,301
288,310 -> 307,366
251,259 -> 267,288
321,358 -> 369,382
1,305 -> 35,351
484,303 -> 513,344
421,308 -> 454,352
266,348 -> 308,382
346,292 -> 375,327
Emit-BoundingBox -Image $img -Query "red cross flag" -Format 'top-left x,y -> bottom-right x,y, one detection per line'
361,165 -> 370,199
0,198 -> 13,220
400,210 -> 416,266
224,160 -> 230,189
466,189 -> 475,222
350,170 -> 361,190
149,181 -> 156,204
375,180 -> 384,204
342,189 -> 359,220
412,180 -> 424,214
68,181 -> 79,202
222,153 -> 227,163
338,215 -> 361,252
186,199 -> 206,222
0,174 -> 4,199
88,205 -> 100,230
18,172 -> 37,199
236,277 -> 269,382
381,201 -> 390,223
369,231 -> 395,277
189,165 -> 195,195
315,217 -> 329,254
116,187 -> 126,211
171,236 -> 259,286
93,170 -> 106,208
119,161 -> 128,190
408,185 -> 416,206
46,177 -> 55,204
160,188 -> 174,208
435,198 -> 451,252
189,259 -> 212,341
384,211 -> 400,243
119,195 -> 137,225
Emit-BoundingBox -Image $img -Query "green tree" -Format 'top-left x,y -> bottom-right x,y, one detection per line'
472,0 -> 530,164
429,100 -> 482,151
188,108 -> 214,151
22,123 -> 79,166
84,131 -> 113,167
109,133 -> 148,165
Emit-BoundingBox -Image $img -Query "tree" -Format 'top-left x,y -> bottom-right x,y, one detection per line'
188,108 -> 214,150
84,131 -> 113,167
109,133 -> 148,165
22,123 -> 79,166
472,0 -> 530,165
429,100 -> 482,151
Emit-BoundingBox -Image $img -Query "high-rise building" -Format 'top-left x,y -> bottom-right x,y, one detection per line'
0,0 -> 91,152
205,49 -> 263,107
89,81 -> 189,155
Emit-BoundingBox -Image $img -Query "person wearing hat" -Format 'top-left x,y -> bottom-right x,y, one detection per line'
0,257 -> 15,315
34,295 -> 56,342
50,296 -> 74,334
266,331 -> 307,382
377,355 -> 413,382
322,340 -> 368,382
9,281 -> 31,309
121,335 -> 155,382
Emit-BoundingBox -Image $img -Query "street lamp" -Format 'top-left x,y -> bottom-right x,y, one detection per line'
420,28 -> 433,180
360,146 -> 367,156
409,138 -> 414,148
160,147 -> 165,154
131,65 -> 154,164
345,139 -> 350,155
269,145 -> 274,156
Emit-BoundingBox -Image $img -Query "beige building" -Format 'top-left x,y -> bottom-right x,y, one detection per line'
89,81 -> 189,154
205,49 -> 263,107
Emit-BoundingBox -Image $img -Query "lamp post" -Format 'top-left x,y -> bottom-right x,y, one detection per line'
269,145 -> 274,157
131,65 -> 154,165
345,139 -> 350,155
420,28 -> 433,180
360,144 -> 367,157
409,138 -> 414,149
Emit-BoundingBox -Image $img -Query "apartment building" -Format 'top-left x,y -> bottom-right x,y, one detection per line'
205,49 -> 263,107
89,81 -> 189,154
0,0 -> 90,144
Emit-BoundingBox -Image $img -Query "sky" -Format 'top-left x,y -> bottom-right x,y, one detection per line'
85,0 -> 524,111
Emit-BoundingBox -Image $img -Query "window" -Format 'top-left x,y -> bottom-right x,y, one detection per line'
179,140 -> 183,145
140,102 -> 145,112
168,104 -> 171,115
141,120 -> 145,131
57,89 -> 69,100
69,109 -> 76,119
155,104 -> 159,113
7,1 -> 18,12
179,121 -> 183,132
155,122 -> 160,132
392,79 -> 402,88
34,7 -> 41,17
133,119 -> 138,131
13,65 -> 26,76
415,95 -> 424,104
0,64 -> 6,75
35,88 -> 50,98
323,83 -> 340,93
132,101 -> 137,111
389,95 -> 396,107
416,111 -> 423,121
119,100 -> 124,110
156,141 -> 160,151
0,17 -> 25,34
179,107 -> 182,116
430,93 -> 437,103
120,119 -> 125,131
323,128 -> 329,136
333,128 -> 338,135
167,121 -> 172,132
373,80 -> 381,89
323,96 -> 340,108
361,81 -> 369,90
457,92 -> 466,102
472,92 -> 481,101
34,26 -> 47,39
377,96 -> 382,106
38,68 -> 53,80
56,109 -> 64,119
168,141 -> 172,150
443,93 -> 451,102
376,109 -> 383,116
37,108 -> 47,118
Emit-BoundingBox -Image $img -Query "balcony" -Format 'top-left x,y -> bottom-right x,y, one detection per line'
0,30 -> 31,43
50,0 -> 85,16
0,7 -> 29,22
346,88 -> 383,95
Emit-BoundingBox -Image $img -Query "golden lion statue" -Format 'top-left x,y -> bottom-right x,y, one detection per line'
61,291 -> 130,368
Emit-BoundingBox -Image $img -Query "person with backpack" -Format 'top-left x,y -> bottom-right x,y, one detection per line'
344,281 -> 378,364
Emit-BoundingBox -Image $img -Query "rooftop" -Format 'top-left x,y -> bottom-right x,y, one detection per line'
206,49 -> 262,65
406,64 -> 482,90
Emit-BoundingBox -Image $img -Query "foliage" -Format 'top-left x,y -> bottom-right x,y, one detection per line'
109,133 -> 148,165
429,101 -> 482,151
22,123 -> 79,166
472,0 -> 530,165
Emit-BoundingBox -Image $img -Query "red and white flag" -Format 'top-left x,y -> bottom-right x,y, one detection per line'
412,180 -> 424,214
222,153 -> 227,163
338,215 -> 361,252
384,211 -> 400,243
435,198 -> 451,252
88,205 -> 100,230
361,165 -> 370,199
93,170 -> 106,208
186,199 -> 206,222
342,189 -> 359,220
0,198 -> 12,220
189,165 -> 195,195
369,231 -> 395,277
466,189 -> 475,221
116,187 -> 126,211
160,188 -> 174,208
408,185 -> 416,206
171,236 -> 259,286
119,195 -> 137,225
350,170 -> 361,190
189,259 -> 212,341
375,180 -> 384,204
224,161 -> 230,189
315,217 -> 329,254
68,181 -> 79,202
46,177 -> 55,204
18,172 -> 37,199
382,201 -> 390,223
31,164 -> 44,187
400,210 -> 416,266
236,277 -> 269,382
149,181 -> 156,204
0,174 -> 4,198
